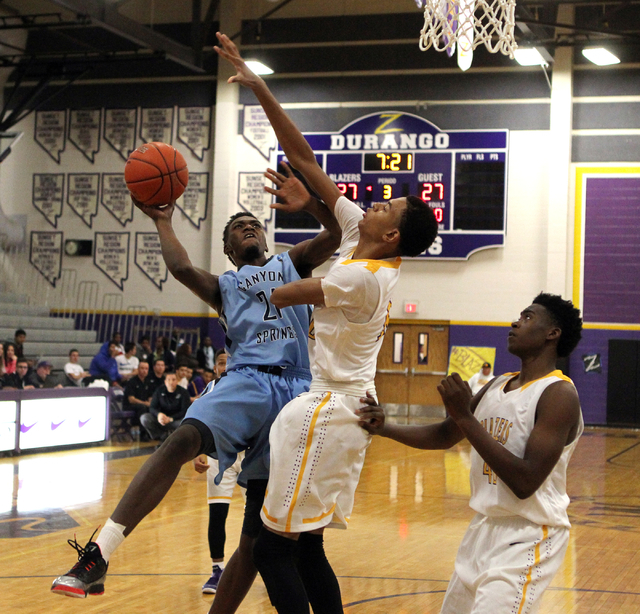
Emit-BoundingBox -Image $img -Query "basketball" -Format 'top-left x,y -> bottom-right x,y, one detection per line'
125,142 -> 189,206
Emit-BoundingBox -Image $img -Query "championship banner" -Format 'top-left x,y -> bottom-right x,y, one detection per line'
238,172 -> 272,227
104,108 -> 138,161
34,110 -> 66,163
177,106 -> 211,161
135,232 -> 167,289
243,105 -> 275,160
447,346 -> 496,380
32,173 -> 64,228
29,231 -> 63,287
140,107 -> 173,144
101,173 -> 133,226
176,171 -> 208,229
68,109 -> 101,163
67,173 -> 100,228
94,232 -> 129,290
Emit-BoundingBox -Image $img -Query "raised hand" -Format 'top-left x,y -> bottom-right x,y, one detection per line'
131,194 -> 175,222
214,32 -> 262,88
265,162 -> 312,214
356,392 -> 387,435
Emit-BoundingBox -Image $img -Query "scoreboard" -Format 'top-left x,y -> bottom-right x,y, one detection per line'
273,111 -> 509,260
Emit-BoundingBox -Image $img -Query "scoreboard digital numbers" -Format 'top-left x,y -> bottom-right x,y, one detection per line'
273,111 -> 508,260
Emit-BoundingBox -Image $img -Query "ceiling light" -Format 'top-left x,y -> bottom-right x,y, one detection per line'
514,47 -> 548,67
245,60 -> 274,75
582,47 -> 620,66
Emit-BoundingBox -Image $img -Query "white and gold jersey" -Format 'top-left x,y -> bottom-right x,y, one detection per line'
469,370 -> 583,528
310,197 -> 400,387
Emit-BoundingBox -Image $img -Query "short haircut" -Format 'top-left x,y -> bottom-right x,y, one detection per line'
69,348 -> 78,356
398,196 -> 439,257
214,348 -> 226,361
15,328 -> 26,337
204,367 -> 214,374
140,335 -> 150,342
16,358 -> 28,366
532,292 -> 583,358
223,211 -> 259,245
139,359 -> 150,367
124,341 -> 136,353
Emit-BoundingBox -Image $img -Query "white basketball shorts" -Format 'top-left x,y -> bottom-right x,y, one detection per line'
206,451 -> 246,504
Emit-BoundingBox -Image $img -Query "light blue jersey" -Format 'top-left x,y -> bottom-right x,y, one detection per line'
184,251 -> 312,486
218,252 -> 311,370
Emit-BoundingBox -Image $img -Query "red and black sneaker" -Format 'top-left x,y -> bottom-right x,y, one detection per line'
51,531 -> 108,598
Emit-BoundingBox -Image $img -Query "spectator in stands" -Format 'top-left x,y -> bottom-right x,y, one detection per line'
64,349 -> 91,386
3,358 -> 32,389
89,341 -> 122,386
0,342 -> 5,377
137,335 -> 153,364
25,360 -> 63,389
197,336 -> 215,371
116,342 -> 139,382
4,342 -> 17,374
141,372 -> 190,442
124,359 -> 152,423
111,332 -> 125,356
147,359 -> 166,396
176,364 -> 191,389
14,329 -> 26,360
176,342 -> 199,372
189,367 -> 213,401
152,336 -> 175,372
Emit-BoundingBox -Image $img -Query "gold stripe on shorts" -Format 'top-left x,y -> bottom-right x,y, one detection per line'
517,524 -> 549,614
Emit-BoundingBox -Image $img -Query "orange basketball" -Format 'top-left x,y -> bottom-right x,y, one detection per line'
125,142 -> 189,206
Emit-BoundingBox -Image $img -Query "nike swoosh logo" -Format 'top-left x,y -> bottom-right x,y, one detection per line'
78,419 -> 91,428
20,423 -> 37,433
51,421 -> 65,430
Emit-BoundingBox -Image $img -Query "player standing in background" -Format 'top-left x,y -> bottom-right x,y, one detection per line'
358,293 -> 583,614
215,31 -> 438,614
467,361 -> 493,395
51,167 -> 341,614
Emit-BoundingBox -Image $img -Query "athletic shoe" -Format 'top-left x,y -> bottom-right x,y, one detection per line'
202,564 -> 223,594
51,531 -> 108,598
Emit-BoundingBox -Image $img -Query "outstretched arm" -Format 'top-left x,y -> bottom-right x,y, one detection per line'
133,199 -> 222,312
438,373 -> 581,499
215,32 -> 343,211
265,164 -> 341,277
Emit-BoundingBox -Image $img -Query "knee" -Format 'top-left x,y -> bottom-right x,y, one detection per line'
140,413 -> 153,428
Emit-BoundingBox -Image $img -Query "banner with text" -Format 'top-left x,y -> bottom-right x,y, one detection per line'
30,231 -> 63,287
94,232 -> 130,290
135,232 -> 167,289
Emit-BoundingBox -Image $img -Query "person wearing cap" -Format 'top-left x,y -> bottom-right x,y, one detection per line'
468,362 -> 494,395
25,360 -> 63,389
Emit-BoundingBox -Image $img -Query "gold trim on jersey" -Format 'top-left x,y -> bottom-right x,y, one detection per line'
499,370 -> 573,392
516,525 -> 549,614
340,257 -> 402,274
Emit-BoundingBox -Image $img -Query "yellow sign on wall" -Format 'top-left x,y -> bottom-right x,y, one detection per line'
448,346 -> 496,380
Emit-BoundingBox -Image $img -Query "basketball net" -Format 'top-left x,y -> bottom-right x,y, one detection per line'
419,0 -> 517,63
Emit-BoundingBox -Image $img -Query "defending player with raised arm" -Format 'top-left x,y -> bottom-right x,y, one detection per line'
215,32 -> 439,614
51,167 -> 341,614
358,293 -> 583,614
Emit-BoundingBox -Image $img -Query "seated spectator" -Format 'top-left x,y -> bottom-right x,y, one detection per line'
196,336 -> 215,371
111,331 -> 125,356
146,359 -> 166,396
176,342 -> 199,372
188,367 -> 214,401
175,364 -> 191,389
140,372 -> 189,442
123,360 -> 152,424
4,342 -> 17,374
64,349 -> 91,386
152,336 -> 175,372
14,328 -> 26,360
3,358 -> 32,389
25,360 -> 62,389
212,348 -> 227,383
137,335 -> 153,364
0,341 -> 5,378
116,342 -> 139,382
89,341 -> 121,386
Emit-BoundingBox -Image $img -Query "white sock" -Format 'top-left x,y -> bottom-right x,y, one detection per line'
95,519 -> 126,563
213,561 -> 225,570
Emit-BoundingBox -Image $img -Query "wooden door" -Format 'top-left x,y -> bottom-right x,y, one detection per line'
375,320 -> 449,417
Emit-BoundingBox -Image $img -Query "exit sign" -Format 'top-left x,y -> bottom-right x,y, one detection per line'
404,301 -> 418,314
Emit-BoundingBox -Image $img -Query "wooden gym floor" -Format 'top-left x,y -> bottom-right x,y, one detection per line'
2,421 -> 640,613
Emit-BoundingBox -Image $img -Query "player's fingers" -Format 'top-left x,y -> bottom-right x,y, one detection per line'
280,161 -> 293,177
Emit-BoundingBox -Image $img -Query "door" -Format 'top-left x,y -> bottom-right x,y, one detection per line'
375,320 -> 450,417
